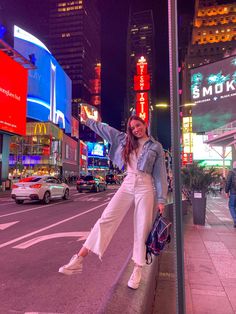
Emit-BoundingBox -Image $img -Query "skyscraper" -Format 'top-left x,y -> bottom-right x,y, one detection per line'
126,8 -> 156,135
48,0 -> 101,118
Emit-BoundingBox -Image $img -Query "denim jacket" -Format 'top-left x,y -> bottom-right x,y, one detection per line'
85,119 -> 168,204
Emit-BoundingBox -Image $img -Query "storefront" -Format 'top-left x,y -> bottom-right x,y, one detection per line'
9,122 -> 63,178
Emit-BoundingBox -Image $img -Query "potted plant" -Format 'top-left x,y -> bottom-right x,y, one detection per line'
181,162 -> 220,225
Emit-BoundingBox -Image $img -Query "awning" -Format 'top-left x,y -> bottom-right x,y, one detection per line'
205,129 -> 236,147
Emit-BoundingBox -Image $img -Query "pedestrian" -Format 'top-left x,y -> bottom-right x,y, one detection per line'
59,110 -> 168,290
225,161 -> 236,228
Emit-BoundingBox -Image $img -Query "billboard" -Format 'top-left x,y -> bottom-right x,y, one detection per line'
71,117 -> 79,139
136,92 -> 149,123
87,142 -> 105,157
80,140 -> 88,173
135,56 -> 150,124
191,55 -> 236,133
192,134 -> 232,166
80,103 -> 100,123
0,50 -> 27,135
14,25 -> 72,134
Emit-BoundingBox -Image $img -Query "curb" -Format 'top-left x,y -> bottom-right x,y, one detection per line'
98,252 -> 159,314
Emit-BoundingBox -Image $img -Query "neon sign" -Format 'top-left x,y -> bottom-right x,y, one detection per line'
134,56 -> 150,123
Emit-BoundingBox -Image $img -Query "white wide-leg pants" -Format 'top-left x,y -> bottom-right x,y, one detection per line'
83,173 -> 155,266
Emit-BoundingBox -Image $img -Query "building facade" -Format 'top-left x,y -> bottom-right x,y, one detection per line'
182,0 -> 236,104
48,0 -> 101,119
9,121 -> 80,179
181,0 -> 236,166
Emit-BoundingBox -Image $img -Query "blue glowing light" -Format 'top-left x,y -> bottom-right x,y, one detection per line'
14,26 -> 72,133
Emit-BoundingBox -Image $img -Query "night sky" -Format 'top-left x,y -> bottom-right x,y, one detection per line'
100,0 -> 195,149
0,0 -> 195,149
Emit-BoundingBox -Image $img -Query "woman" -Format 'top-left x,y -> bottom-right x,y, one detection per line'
59,110 -> 168,290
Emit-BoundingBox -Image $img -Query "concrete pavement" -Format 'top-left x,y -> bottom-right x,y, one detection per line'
153,194 -> 236,314
185,194 -> 236,314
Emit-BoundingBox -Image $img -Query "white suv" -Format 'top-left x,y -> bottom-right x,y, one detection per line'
11,176 -> 70,205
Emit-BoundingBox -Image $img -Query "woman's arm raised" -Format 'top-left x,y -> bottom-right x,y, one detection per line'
80,105 -> 126,144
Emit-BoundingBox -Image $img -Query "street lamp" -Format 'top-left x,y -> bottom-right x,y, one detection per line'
183,103 -> 196,107
155,102 -> 195,109
155,103 -> 169,108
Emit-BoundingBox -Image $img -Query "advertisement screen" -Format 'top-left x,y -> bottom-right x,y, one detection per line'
14,25 -> 72,134
0,50 -> 27,135
191,55 -> 236,133
87,142 -> 105,157
80,104 -> 100,123
71,117 -> 79,139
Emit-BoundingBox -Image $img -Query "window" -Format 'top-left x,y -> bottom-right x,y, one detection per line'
66,144 -> 69,159
75,149 -> 77,161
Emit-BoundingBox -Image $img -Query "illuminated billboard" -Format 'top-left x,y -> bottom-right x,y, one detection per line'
87,142 -> 105,157
14,25 -> 72,134
0,50 -> 27,135
80,103 -> 100,123
80,140 -> 88,173
192,134 -> 232,166
90,63 -> 101,106
136,92 -> 149,123
71,117 -> 79,139
134,56 -> 150,124
191,55 -> 236,133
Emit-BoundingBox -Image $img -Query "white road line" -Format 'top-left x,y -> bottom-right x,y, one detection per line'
0,201 -> 69,218
0,193 -> 95,218
0,201 -> 109,249
25,312 -> 62,314
14,231 -> 90,249
0,221 -> 19,230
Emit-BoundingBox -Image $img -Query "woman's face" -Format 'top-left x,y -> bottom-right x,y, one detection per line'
130,119 -> 147,139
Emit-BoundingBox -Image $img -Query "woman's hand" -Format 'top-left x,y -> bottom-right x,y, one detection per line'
157,203 -> 165,215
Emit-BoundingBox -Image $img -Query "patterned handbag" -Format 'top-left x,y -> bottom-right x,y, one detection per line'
145,214 -> 172,264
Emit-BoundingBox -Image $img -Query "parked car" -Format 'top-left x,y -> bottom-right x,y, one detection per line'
11,176 -> 70,204
105,174 -> 119,185
77,175 -> 107,193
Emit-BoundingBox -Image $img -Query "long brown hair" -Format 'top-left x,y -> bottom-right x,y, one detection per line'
122,115 -> 148,165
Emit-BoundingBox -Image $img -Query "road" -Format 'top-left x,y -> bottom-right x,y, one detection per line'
0,186 -> 134,314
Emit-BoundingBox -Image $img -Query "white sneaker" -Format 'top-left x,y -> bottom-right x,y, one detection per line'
58,254 -> 83,275
127,266 -> 142,289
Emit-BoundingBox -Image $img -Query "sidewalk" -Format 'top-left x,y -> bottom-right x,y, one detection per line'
185,194 -> 236,314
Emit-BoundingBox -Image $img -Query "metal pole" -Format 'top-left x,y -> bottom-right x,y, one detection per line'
168,0 -> 186,313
